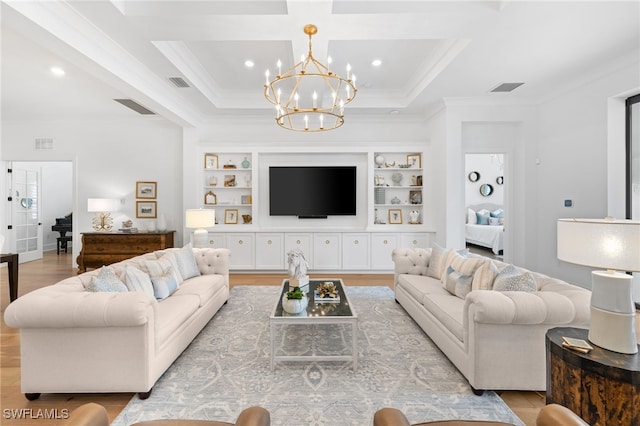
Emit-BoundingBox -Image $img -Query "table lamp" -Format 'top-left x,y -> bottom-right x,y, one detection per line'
87,198 -> 119,231
557,218 -> 640,354
186,209 -> 215,248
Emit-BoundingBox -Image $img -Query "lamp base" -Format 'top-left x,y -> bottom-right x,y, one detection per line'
192,229 -> 208,248
589,271 -> 638,354
589,306 -> 638,354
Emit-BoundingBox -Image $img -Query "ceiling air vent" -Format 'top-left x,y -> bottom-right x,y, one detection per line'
114,99 -> 156,115
490,82 -> 524,93
169,77 -> 190,88
35,137 -> 54,150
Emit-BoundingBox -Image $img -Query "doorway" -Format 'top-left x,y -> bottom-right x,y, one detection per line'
6,161 -> 73,263
464,153 -> 505,259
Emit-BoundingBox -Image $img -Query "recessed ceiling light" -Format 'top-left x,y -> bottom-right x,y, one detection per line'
244,60 -> 255,68
50,67 -> 65,76
389,110 -> 399,115
372,59 -> 382,67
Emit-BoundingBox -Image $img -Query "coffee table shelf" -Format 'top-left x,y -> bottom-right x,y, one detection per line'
270,278 -> 358,371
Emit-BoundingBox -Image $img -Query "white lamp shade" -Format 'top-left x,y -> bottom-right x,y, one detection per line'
557,218 -> 640,272
186,209 -> 215,229
87,198 -> 119,212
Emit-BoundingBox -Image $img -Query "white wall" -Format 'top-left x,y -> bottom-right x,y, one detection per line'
537,62 -> 639,291
1,118 -> 183,266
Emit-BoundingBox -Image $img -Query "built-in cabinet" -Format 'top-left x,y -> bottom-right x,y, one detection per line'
196,148 -> 433,271
202,152 -> 254,226
203,231 -> 433,271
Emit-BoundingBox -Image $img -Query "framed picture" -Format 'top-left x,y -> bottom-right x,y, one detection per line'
136,181 -> 157,199
407,153 -> 422,168
224,209 -> 238,224
388,209 -> 402,224
136,201 -> 157,218
409,190 -> 422,205
204,191 -> 217,205
204,153 -> 218,169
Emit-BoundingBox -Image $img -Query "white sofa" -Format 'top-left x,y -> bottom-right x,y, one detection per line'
392,246 -> 591,393
4,245 -> 230,400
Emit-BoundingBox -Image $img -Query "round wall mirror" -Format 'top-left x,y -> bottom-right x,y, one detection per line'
479,184 -> 494,197
468,171 -> 480,182
496,176 -> 504,185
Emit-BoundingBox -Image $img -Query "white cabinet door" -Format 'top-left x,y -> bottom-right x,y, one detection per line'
342,233 -> 370,270
227,233 -> 255,270
313,233 -> 342,270
205,233 -> 226,249
256,233 -> 284,270
371,233 -> 398,270
284,233 -> 313,269
400,232 -> 431,249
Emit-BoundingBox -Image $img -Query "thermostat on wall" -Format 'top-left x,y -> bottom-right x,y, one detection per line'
564,200 -> 573,207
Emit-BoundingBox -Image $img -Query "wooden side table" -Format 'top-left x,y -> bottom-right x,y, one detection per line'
546,327 -> 640,426
1,253 -> 19,302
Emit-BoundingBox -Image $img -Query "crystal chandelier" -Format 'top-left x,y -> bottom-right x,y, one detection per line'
264,24 -> 357,132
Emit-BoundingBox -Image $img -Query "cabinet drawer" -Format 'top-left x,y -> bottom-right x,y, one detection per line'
342,233 -> 370,270
256,233 -> 284,270
227,233 -> 255,270
313,233 -> 342,270
371,233 -> 398,270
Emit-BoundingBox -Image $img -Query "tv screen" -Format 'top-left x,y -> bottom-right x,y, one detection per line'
269,166 -> 357,217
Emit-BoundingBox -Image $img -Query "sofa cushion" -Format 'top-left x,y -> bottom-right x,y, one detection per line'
426,243 -> 448,279
441,250 -> 484,285
493,264 -> 537,292
421,294 -> 465,342
123,266 -> 155,300
174,243 -> 201,280
84,267 -> 128,293
151,272 -> 179,300
156,294 -> 200,344
472,259 -> 499,290
171,274 -> 225,307
444,266 -> 473,299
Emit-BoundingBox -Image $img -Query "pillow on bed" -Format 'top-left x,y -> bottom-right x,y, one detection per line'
490,208 -> 504,218
476,212 -> 490,225
467,208 -> 477,224
488,217 -> 501,226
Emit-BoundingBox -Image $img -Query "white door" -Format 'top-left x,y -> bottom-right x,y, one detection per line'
10,164 -> 43,262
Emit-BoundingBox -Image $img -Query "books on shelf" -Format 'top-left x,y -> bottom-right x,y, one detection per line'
562,336 -> 593,353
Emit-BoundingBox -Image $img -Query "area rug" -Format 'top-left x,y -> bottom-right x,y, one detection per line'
112,286 -> 523,426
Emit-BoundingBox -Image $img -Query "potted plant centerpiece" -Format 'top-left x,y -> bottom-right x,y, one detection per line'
282,285 -> 308,314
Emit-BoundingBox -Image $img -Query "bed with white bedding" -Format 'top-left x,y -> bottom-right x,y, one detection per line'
466,203 -> 504,255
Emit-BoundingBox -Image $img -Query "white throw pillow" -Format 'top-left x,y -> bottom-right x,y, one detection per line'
84,267 -> 128,293
472,260 -> 499,290
124,265 -> 155,300
426,243 -> 448,279
441,250 -> 483,285
467,208 -> 477,224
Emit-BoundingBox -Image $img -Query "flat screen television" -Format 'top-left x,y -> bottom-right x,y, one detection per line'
269,166 -> 357,218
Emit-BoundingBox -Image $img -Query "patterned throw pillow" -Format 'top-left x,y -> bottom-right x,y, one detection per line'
493,264 -> 537,292
444,266 -> 474,299
84,266 -> 128,293
151,273 -> 179,300
174,243 -> 201,280
124,265 -> 156,300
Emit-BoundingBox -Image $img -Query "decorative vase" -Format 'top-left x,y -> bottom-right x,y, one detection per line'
282,294 -> 308,314
147,220 -> 157,232
241,157 -> 251,168
157,214 -> 167,232
375,155 -> 385,168
409,210 -> 420,224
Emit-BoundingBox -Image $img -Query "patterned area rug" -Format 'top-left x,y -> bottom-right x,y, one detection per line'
112,286 -> 523,426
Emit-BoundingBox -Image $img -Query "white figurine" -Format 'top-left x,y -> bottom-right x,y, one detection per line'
287,248 -> 310,289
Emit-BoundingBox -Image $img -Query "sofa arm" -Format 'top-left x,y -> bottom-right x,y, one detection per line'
464,290 -> 584,325
391,248 -> 431,288
4,290 -> 155,329
194,248 -> 230,276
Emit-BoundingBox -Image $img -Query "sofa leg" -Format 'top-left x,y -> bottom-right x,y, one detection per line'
471,387 -> 484,396
25,393 -> 41,401
138,390 -> 152,400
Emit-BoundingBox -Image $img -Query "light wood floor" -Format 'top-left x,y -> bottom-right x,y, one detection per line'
1,251 -> 544,425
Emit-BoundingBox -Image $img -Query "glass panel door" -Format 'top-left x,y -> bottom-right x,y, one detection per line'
11,166 -> 43,262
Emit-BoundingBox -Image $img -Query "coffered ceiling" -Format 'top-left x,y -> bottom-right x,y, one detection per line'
2,1 -> 639,126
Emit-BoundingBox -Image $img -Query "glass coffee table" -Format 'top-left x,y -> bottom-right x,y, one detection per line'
270,278 -> 358,370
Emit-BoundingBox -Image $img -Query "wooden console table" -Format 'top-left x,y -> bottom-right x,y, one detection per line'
77,231 -> 175,272
546,327 -> 640,426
